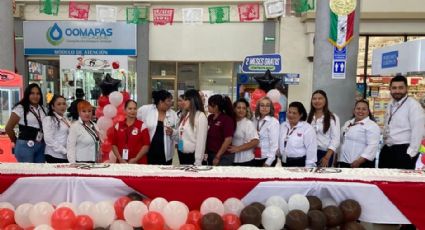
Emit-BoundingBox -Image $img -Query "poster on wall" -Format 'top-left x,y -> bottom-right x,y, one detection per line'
238,3 -> 260,22
153,8 -> 175,25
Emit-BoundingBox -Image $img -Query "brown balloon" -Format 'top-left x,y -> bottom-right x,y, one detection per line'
240,205 -> 262,227
286,210 -> 309,230
308,210 -> 327,230
339,199 -> 362,222
342,221 -> 366,230
323,206 -> 344,227
250,202 -> 266,213
201,213 -> 224,230
307,196 -> 323,210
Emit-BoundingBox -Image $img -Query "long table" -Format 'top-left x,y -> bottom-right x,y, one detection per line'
0,163 -> 424,228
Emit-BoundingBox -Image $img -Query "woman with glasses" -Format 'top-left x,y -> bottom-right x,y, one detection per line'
338,100 -> 380,168
253,97 -> 279,167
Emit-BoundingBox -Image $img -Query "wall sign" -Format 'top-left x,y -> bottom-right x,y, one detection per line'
242,54 -> 282,73
24,21 -> 137,56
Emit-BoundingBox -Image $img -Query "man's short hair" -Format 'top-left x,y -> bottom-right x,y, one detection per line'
390,75 -> 408,86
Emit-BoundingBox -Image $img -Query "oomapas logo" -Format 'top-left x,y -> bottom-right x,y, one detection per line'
46,23 -> 64,46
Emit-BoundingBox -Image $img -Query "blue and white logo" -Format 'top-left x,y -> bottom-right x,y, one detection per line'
382,51 -> 398,69
46,23 -> 64,46
333,61 -> 346,74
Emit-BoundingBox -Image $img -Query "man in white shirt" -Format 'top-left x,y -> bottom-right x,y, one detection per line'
379,75 -> 425,169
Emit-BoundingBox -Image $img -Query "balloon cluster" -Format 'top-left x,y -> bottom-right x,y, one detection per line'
95,91 -> 131,163
0,194 -> 362,230
250,89 -> 281,118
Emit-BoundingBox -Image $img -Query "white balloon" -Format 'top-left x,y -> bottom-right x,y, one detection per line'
124,201 -> 148,227
89,201 -> 116,228
288,194 -> 310,214
56,202 -> 77,213
29,202 -> 54,226
34,224 -> 54,230
163,201 -> 189,230
103,104 -> 118,119
97,116 -> 113,132
200,197 -> 224,216
238,224 -> 260,230
322,197 -> 338,208
265,196 -> 289,215
110,220 -> 133,230
78,201 -> 94,215
15,203 -> 33,228
266,89 -> 281,103
261,206 -> 286,230
223,198 -> 245,216
149,197 -> 168,214
0,202 -> 14,211
109,92 -> 124,107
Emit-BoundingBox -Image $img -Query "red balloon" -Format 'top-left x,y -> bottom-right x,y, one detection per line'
51,207 -> 76,229
222,214 -> 241,230
122,91 -> 130,103
113,114 -> 126,124
95,107 -> 104,119
273,102 -> 281,118
23,227 -> 34,230
5,224 -> 23,230
112,61 -> 120,69
421,154 -> 425,165
98,95 -> 110,107
74,215 -> 93,230
114,196 -> 132,220
179,224 -> 197,230
186,210 -> 202,230
101,141 -> 112,154
142,211 -> 165,230
0,208 -> 15,228
252,89 -> 266,100
106,127 -> 115,139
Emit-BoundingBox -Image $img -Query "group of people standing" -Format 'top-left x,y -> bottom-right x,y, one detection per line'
5,75 -> 424,170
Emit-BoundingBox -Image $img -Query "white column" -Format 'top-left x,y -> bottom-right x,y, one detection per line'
0,0 -> 14,71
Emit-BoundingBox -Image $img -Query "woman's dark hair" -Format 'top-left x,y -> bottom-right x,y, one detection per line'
208,94 -> 235,120
307,90 -> 335,133
182,89 -> 205,128
47,95 -> 66,128
289,101 -> 307,121
233,97 -> 252,120
13,83 -> 45,126
354,99 -> 375,121
152,90 -> 172,106
125,99 -> 137,109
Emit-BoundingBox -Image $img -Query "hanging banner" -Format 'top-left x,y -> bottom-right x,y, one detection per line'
69,1 -> 90,20
153,8 -> 174,26
182,8 -> 203,25
96,5 -> 117,22
238,3 -> 260,22
242,54 -> 282,73
126,7 -> 148,24
264,0 -> 285,19
24,21 -> 137,56
328,0 -> 356,49
39,0 -> 60,15
208,6 -> 230,24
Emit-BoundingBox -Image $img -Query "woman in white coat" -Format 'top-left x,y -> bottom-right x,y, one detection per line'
137,90 -> 178,165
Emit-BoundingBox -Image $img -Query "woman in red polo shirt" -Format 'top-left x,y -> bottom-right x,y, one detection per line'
110,100 -> 150,164
206,94 -> 236,166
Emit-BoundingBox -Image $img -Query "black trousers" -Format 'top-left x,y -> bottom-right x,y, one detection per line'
283,156 -> 306,167
233,159 -> 256,166
338,160 -> 375,168
378,144 -> 418,169
177,150 -> 195,165
45,155 -> 69,163
253,158 -> 267,167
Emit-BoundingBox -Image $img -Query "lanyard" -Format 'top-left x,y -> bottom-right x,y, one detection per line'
60,118 -> 71,128
180,114 -> 190,136
388,96 -> 408,124
29,107 -> 43,130
82,122 -> 99,143
284,127 -> 297,148
257,119 -> 266,132
343,121 -> 363,137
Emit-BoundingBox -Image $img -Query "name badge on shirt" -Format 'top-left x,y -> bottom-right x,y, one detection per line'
122,149 -> 129,160
132,129 -> 138,135
178,140 -> 184,152
35,131 -> 43,142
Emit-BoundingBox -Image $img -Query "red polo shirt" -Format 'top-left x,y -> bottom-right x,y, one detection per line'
207,113 -> 235,154
110,120 -> 150,164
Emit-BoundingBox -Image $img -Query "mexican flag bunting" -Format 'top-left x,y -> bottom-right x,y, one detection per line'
328,10 -> 355,49
39,0 -> 60,15
208,6 -> 230,24
68,1 -> 90,20
126,7 -> 148,24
